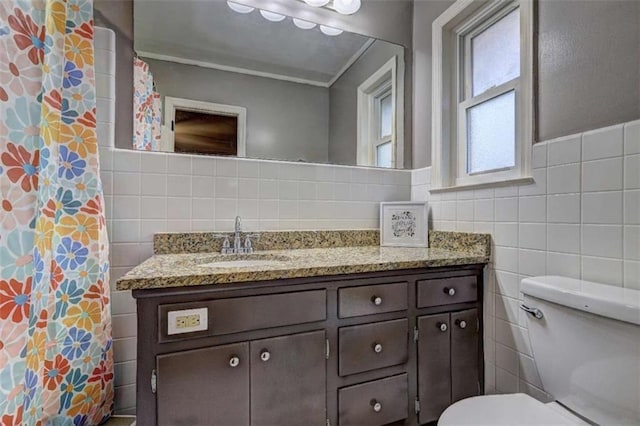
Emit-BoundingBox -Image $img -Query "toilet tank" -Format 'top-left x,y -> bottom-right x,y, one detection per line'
521,276 -> 640,426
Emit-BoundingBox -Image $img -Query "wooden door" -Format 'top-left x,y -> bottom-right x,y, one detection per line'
250,330 -> 326,426
451,308 -> 480,402
156,342 -> 250,426
417,313 -> 451,424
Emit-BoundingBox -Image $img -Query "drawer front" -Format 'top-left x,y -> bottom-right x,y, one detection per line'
417,275 -> 477,308
338,374 -> 408,426
159,290 -> 326,341
338,319 -> 408,376
338,282 -> 408,318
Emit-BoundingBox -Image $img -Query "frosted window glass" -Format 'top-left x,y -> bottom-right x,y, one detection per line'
472,8 -> 520,97
379,93 -> 393,138
467,90 -> 515,174
376,142 -> 393,168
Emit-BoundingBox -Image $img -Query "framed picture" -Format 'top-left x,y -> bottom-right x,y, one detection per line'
380,202 -> 428,247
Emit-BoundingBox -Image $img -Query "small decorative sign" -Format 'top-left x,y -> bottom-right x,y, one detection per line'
380,202 -> 428,247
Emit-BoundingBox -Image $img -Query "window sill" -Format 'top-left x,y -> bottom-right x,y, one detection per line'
429,175 -> 534,193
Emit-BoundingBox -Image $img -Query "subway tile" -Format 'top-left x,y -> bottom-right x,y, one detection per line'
547,135 -> 581,166
238,178 -> 259,199
456,200 -> 474,221
298,182 -> 317,200
624,120 -> 640,155
258,200 -> 278,220
167,197 -> 191,219
259,179 -> 279,199
238,199 -> 259,219
278,200 -> 298,219
531,143 -> 547,169
495,197 -> 518,222
192,156 -> 216,176
495,367 -> 518,394
582,191 -> 623,224
473,199 -> 494,222
624,261 -> 640,289
192,176 -> 215,198
519,196 -> 546,223
112,314 -> 137,339
582,124 -> 624,161
167,155 -> 191,174
166,175 -> 191,197
494,247 -> 518,273
495,343 -> 519,374
140,152 -> 166,173
495,271 -> 520,299
625,190 -> 640,225
114,383 -> 136,412
110,243 -> 140,268
546,252 -> 581,279
113,196 -> 140,219
518,249 -> 546,277
582,225 -> 623,258
237,159 -> 261,178
624,226 -> 640,260
215,157 -> 238,176
547,164 -> 580,194
279,181 -> 300,200
141,173 -> 167,196
191,198 -> 215,220
111,220 -> 140,243
547,194 -> 580,223
114,361 -> 136,387
547,224 -> 580,254
624,155 -> 640,190
140,220 -> 166,243
518,168 -> 546,196
495,296 -> 520,325
519,223 -> 546,250
518,354 -> 543,389
214,199 -> 238,220
494,222 -> 518,248
215,177 -> 238,198
113,150 -> 140,172
113,337 -> 136,363
140,197 -> 166,219
259,162 -> 279,179
582,157 -> 623,192
582,256 -> 623,286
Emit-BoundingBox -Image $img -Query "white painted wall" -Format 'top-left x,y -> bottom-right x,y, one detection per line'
412,120 -> 640,398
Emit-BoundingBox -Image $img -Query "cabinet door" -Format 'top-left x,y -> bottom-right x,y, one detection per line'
451,308 -> 480,402
250,330 -> 326,426
156,342 -> 249,426
417,313 -> 451,424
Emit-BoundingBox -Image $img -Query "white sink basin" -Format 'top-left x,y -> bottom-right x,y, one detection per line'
197,254 -> 290,269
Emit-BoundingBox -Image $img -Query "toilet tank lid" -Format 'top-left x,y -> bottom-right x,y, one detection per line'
521,276 -> 640,326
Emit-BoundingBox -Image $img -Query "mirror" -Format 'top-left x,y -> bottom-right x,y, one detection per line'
133,0 -> 407,168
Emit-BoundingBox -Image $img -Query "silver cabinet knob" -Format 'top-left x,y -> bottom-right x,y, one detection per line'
444,287 -> 456,296
456,320 -> 467,329
260,350 -> 270,362
229,356 -> 240,367
371,400 -> 382,412
438,322 -> 448,332
371,296 -> 383,306
373,343 -> 383,353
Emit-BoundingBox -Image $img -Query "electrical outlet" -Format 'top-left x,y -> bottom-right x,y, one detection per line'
167,308 -> 208,335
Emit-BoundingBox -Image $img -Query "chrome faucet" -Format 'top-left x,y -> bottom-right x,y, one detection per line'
221,216 -> 257,254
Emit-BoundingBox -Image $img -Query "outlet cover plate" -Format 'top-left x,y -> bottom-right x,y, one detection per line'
167,307 -> 208,335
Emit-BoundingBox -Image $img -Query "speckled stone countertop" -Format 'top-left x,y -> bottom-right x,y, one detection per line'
116,230 -> 490,291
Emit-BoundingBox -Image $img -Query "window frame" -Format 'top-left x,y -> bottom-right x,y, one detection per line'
357,55 -> 405,169
431,0 -> 535,191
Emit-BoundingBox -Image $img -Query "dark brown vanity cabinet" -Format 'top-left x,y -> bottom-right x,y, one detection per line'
134,265 -> 484,426
156,330 -> 326,426
417,309 -> 480,424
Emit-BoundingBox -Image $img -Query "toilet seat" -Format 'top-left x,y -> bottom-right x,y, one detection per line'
438,393 -> 588,426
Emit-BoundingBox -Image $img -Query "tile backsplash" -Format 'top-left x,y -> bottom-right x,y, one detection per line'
412,119 -> 640,399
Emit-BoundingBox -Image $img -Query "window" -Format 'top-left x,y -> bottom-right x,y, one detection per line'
432,0 -> 534,190
357,56 -> 405,169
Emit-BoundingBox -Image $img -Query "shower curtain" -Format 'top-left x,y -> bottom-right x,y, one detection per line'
0,0 -> 113,424
133,57 -> 161,151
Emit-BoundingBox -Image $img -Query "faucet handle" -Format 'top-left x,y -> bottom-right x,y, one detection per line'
244,236 -> 253,253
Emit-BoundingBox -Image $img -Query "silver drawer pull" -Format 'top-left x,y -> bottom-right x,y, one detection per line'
370,400 -> 382,412
444,287 -> 456,296
438,322 -> 448,332
260,350 -> 271,362
371,296 -> 383,306
229,356 -> 240,367
520,304 -> 544,319
456,319 -> 467,329
373,343 -> 383,353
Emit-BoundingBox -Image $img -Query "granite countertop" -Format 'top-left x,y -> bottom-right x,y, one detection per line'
116,231 -> 490,291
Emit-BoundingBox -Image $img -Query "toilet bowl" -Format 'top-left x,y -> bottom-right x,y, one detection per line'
438,276 -> 640,426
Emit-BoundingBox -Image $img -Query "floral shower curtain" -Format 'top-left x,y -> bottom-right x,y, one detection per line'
133,57 -> 161,151
0,0 -> 113,424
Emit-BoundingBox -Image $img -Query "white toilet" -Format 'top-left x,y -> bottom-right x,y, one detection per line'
439,276 -> 640,426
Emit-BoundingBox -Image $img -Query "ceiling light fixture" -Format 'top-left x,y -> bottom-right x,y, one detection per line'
304,0 -> 330,7
259,10 -> 286,22
332,0 -> 361,15
319,25 -> 343,36
227,1 -> 255,14
293,18 -> 317,29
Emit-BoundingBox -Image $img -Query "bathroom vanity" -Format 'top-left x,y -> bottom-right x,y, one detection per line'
117,231 -> 489,426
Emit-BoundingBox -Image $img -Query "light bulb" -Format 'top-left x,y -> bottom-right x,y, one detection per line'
259,10 -> 286,22
293,18 -> 317,30
333,0 -> 361,14
227,1 -> 255,14
320,25 -> 343,36
304,0 -> 330,7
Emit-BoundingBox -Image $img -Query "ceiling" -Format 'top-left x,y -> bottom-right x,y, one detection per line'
134,0 -> 376,85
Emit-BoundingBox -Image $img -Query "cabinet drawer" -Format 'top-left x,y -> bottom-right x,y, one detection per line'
338,319 -> 408,376
338,374 -> 408,426
338,282 -> 407,318
159,290 -> 326,341
417,275 -> 477,308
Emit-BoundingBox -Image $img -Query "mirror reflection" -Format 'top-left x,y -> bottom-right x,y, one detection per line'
133,1 -> 406,168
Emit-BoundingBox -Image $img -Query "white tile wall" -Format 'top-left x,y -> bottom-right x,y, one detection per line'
413,118 -> 640,400
101,150 -> 411,412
